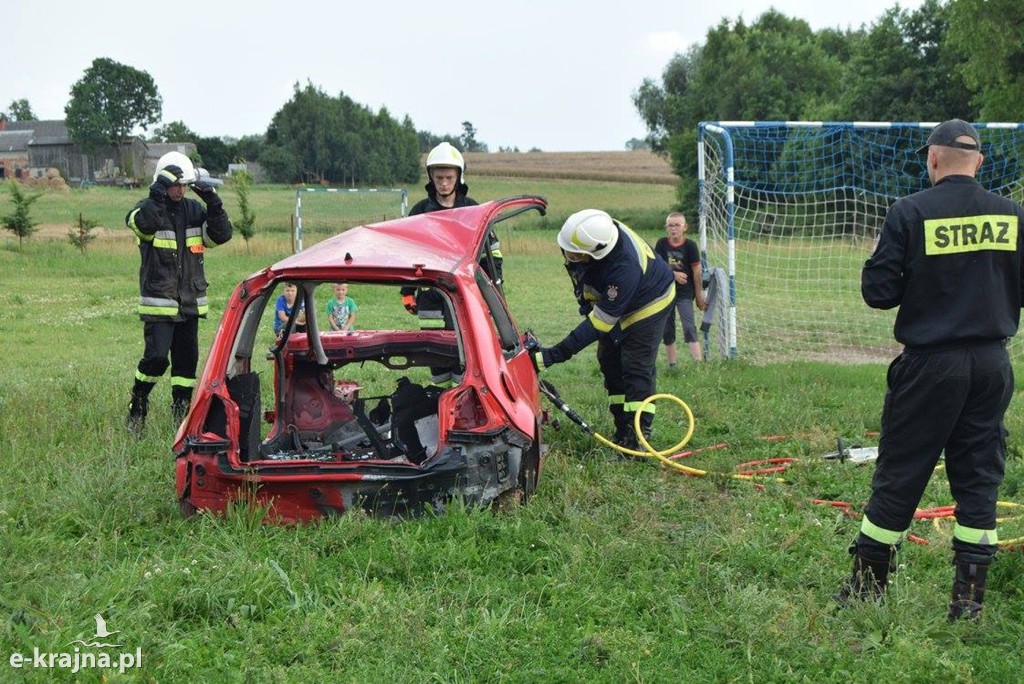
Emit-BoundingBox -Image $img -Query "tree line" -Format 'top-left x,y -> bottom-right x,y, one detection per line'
6,67 -> 487,186
633,0 -> 1024,207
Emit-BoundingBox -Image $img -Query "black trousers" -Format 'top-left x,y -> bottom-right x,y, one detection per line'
597,307 -> 671,412
135,318 -> 200,399
863,341 -> 1011,554
415,289 -> 459,384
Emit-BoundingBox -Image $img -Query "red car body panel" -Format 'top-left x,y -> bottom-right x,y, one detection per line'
173,196 -> 547,522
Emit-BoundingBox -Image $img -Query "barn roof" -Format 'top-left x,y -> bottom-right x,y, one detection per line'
4,120 -> 69,138
0,131 -> 33,153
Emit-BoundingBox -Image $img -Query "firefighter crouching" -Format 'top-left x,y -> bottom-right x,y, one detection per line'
534,209 -> 675,454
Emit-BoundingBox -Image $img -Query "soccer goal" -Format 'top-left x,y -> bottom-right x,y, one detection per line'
698,121 -> 1024,363
294,188 -> 409,251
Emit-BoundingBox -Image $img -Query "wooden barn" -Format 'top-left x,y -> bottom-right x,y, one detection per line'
0,119 -> 149,184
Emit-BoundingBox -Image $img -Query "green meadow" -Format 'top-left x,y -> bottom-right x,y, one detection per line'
1,179 -> 1023,682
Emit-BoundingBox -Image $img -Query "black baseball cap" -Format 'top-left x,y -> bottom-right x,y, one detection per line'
916,119 -> 981,154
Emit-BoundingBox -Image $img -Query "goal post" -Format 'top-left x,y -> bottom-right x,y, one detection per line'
697,121 -> 1024,363
294,187 -> 409,251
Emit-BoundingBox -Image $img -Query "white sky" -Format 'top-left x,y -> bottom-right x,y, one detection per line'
2,0 -> 923,151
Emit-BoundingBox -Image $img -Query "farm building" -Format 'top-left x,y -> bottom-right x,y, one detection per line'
0,119 -> 192,185
0,127 -> 32,180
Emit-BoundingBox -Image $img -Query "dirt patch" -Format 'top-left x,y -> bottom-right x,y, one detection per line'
463,150 -> 676,185
1,223 -> 127,241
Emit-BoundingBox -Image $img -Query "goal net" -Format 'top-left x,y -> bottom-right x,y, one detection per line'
294,188 -> 408,251
698,121 -> 1024,363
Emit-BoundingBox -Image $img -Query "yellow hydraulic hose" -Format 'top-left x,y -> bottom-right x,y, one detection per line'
541,384 -> 1018,542
592,393 -> 785,483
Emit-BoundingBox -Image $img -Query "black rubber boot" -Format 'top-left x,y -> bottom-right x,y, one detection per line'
834,540 -> 895,605
948,552 -> 991,621
612,411 -> 649,461
126,390 -> 149,437
638,412 -> 654,445
610,406 -> 632,447
171,387 -> 193,424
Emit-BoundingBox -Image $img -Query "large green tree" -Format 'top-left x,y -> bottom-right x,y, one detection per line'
633,3 -> 1001,208
693,11 -> 841,121
262,82 -> 419,185
634,10 -> 843,207
947,0 -> 1024,119
150,120 -> 197,143
65,57 -> 162,175
148,121 -> 235,173
7,99 -> 37,121
838,0 -> 973,121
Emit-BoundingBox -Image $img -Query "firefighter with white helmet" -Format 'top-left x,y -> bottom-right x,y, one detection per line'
124,151 -> 233,434
402,141 -> 502,387
535,209 -> 676,454
410,141 -> 471,214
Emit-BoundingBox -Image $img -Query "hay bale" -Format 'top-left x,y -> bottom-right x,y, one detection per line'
46,167 -> 62,179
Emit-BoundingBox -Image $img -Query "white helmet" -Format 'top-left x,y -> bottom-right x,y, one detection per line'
426,142 -> 465,177
153,151 -> 197,185
558,209 -> 620,260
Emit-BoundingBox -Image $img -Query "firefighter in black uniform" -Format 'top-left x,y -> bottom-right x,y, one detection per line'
125,152 -> 233,434
836,119 -> 1024,620
534,209 -> 675,453
401,142 -> 501,386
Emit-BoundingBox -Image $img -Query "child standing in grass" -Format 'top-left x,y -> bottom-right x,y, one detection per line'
654,212 -> 707,366
326,282 -> 357,331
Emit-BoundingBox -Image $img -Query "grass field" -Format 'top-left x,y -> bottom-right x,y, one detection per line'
1,175 -> 1023,681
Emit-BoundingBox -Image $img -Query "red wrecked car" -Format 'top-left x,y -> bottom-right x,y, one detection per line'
174,196 -> 547,522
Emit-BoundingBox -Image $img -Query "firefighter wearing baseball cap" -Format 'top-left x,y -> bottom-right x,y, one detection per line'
125,151 -> 233,434
534,209 -> 675,453
836,119 -> 1024,620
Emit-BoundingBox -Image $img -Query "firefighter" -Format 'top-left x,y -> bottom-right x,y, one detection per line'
401,142 -> 501,386
125,152 -> 233,434
533,209 -> 675,453
836,119 -> 1024,620
409,141 -> 478,215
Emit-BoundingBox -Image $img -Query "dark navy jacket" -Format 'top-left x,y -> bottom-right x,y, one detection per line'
862,175 -> 1024,348
546,222 -> 675,364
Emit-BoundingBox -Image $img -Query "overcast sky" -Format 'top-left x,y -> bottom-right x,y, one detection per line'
3,0 -> 924,151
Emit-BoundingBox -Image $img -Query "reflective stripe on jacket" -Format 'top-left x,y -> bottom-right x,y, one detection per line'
126,195 -> 232,321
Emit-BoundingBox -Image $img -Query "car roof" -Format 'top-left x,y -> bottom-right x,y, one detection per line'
269,196 -> 546,277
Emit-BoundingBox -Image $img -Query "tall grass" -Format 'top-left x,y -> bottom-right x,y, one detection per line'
0,181 -> 1022,681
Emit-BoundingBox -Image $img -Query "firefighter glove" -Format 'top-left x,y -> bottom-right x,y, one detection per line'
149,165 -> 183,201
191,181 -> 220,205
402,294 -> 418,315
532,348 -> 558,373
155,165 -> 183,188
531,352 -> 546,373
